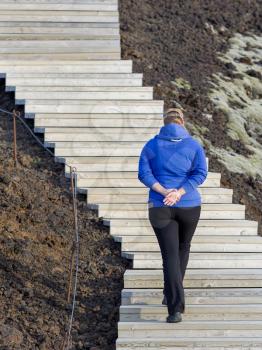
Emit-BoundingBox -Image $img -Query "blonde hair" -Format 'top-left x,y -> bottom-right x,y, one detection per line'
163,108 -> 185,125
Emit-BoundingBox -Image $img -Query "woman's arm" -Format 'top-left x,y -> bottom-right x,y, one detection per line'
138,142 -> 158,188
138,142 -> 173,196
180,144 -> 208,194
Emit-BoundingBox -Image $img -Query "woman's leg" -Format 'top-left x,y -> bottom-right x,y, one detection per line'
148,207 -> 171,299
175,206 -> 202,281
149,207 -> 184,315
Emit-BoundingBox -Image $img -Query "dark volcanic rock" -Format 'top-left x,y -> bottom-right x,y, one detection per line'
0,324 -> 23,347
0,80 -> 132,349
119,0 -> 262,234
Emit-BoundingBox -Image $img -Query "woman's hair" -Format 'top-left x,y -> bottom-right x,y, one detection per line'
163,108 -> 185,125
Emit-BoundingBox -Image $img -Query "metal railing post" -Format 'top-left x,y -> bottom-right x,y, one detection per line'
12,109 -> 19,167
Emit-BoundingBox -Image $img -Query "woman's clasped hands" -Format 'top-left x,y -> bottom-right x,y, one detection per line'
151,182 -> 186,206
163,188 -> 185,206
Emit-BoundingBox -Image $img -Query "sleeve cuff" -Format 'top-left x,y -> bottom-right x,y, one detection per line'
142,176 -> 158,189
180,180 -> 195,193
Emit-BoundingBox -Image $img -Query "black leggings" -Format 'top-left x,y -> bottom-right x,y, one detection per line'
149,205 -> 201,315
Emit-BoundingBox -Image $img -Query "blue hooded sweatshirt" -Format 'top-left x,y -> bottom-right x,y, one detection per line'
138,123 -> 208,207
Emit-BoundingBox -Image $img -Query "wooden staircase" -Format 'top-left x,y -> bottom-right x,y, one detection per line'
0,0 -> 261,348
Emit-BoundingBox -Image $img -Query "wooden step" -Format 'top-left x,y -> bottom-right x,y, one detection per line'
47,131 -> 156,144
7,76 -> 141,87
52,140 -> 201,150
120,304 -> 262,321
86,183 -> 218,194
52,141 -> 148,148
41,113 -> 160,121
121,288 -> 262,305
109,221 -> 258,236
77,177 -> 219,189
16,90 -> 153,100
25,101 -> 163,114
0,47 -> 121,55
124,269 -> 262,289
106,217 -> 256,227
1,52 -> 121,60
106,218 -> 258,236
0,12 -> 119,23
1,62 -> 132,74
116,235 -> 262,253
0,34 -> 119,40
0,22 -> 119,28
7,73 -> 142,86
43,128 -> 160,135
22,98 -> 161,106
0,2 -> 118,12
13,86 -> 151,93
0,59 -> 123,66
118,320 -> 262,337
100,210 -> 244,221
37,119 -> 161,128
96,202 -> 241,210
116,336 -> 262,349
115,235 -> 262,244
120,242 -> 262,253
0,39 -> 119,47
87,193 -> 232,204
122,252 -> 262,268
36,120 -> 161,129
0,23 -> 120,35
46,132 -> 156,144
62,154 -> 215,170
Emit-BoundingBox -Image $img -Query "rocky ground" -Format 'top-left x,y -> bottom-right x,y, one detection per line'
119,0 -> 262,234
0,80 -> 132,349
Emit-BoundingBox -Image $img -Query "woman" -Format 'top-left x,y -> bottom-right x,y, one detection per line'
138,108 -> 208,323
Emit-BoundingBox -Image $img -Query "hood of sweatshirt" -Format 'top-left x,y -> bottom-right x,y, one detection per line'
156,123 -> 191,142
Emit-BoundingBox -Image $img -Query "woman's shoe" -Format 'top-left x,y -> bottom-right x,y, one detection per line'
166,312 -> 182,323
162,295 -> 185,314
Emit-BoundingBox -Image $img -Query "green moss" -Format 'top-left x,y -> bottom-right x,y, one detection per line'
171,77 -> 191,90
208,33 -> 262,177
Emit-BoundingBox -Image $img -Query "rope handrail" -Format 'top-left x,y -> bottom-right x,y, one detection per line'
0,107 -> 76,170
0,106 -> 79,350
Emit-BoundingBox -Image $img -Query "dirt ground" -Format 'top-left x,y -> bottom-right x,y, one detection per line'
0,79 -> 132,349
119,0 -> 262,234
